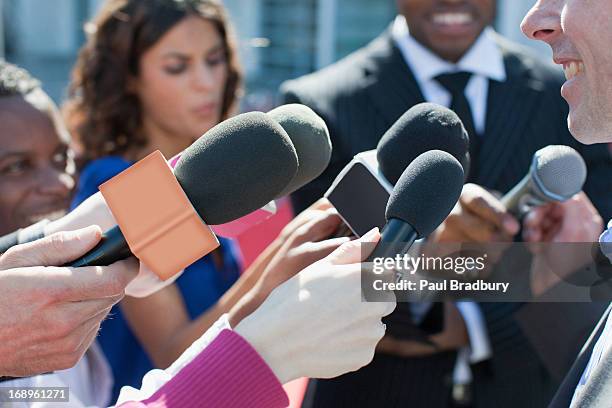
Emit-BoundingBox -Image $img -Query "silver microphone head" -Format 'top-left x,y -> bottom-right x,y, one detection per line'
531,145 -> 587,202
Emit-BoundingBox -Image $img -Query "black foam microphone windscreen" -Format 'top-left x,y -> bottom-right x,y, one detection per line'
377,102 -> 470,184
174,111 -> 299,224
267,104 -> 332,197
386,149 -> 465,237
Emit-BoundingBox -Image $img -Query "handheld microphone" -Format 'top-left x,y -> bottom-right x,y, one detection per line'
366,150 -> 465,262
326,103 -> 469,236
69,112 -> 299,269
207,104 -> 331,238
501,145 -> 587,215
211,104 -> 332,237
376,102 -> 470,183
267,103 -> 332,197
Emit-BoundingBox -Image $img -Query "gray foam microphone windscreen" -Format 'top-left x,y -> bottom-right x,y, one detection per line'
501,145 -> 587,214
533,145 -> 587,201
174,112 -> 298,224
267,104 -> 332,197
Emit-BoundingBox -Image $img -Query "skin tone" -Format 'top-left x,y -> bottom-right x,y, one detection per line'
128,15 -> 228,161
396,0 -> 496,62
0,92 -> 75,235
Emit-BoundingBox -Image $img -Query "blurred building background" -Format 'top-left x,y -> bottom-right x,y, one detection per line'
0,0 -> 550,109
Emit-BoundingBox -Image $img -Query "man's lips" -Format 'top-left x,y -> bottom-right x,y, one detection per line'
431,12 -> 474,26
428,11 -> 478,36
562,61 -> 585,81
554,57 -> 586,81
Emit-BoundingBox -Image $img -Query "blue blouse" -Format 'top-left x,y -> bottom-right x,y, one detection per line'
71,156 -> 241,400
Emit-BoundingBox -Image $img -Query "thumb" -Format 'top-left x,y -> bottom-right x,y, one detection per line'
1,225 -> 102,268
327,227 -> 380,265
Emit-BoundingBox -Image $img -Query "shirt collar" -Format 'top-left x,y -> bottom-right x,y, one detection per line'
391,15 -> 506,84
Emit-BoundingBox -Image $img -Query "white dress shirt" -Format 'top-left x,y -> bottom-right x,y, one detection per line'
391,15 -> 506,381
391,15 -> 506,135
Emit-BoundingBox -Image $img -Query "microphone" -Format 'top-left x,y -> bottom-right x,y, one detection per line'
376,102 -> 470,183
267,103 -> 332,197
69,112 -> 299,271
366,150 -> 465,262
325,103 -> 469,236
501,145 -> 587,215
363,150 -> 464,341
211,104 -> 332,237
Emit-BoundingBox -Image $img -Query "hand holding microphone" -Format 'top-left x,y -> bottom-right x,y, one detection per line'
232,228 -> 396,383
431,183 -> 520,243
502,145 -> 587,216
230,202 -> 347,325
0,226 -> 137,376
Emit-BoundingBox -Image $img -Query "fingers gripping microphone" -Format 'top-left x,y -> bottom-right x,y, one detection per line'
367,150 -> 465,261
70,112 -> 299,269
501,145 -> 587,215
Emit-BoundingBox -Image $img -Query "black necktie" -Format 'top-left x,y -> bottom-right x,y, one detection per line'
435,71 -> 480,181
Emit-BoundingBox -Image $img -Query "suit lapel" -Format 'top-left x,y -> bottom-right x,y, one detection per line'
477,43 -> 543,187
362,31 -> 425,126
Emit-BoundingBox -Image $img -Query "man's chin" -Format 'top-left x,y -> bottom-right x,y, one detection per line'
568,114 -> 610,145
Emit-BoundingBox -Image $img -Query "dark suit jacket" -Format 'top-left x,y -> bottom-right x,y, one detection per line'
282,28 -> 612,408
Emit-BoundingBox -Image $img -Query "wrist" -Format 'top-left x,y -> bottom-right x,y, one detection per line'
228,286 -> 266,328
234,306 -> 295,384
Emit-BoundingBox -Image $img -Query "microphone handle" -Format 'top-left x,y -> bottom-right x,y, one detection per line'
366,218 -> 419,262
67,225 -> 133,267
501,173 -> 531,214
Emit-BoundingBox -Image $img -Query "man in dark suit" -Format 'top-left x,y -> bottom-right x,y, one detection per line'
281,0 -> 612,407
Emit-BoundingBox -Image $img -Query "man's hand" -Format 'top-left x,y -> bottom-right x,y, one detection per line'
522,192 -> 604,296
0,226 -> 138,376
431,183 -> 520,243
523,192 -> 603,245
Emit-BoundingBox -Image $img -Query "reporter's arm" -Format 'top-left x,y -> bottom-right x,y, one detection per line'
116,229 -> 394,408
116,315 -> 289,408
120,204 -> 342,368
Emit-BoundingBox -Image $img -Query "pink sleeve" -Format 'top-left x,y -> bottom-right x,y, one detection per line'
117,329 -> 289,408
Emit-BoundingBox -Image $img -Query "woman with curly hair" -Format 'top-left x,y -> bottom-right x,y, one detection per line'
64,0 -> 247,399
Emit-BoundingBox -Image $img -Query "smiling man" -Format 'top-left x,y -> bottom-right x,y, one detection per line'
522,1 -> 612,407
282,0 -> 612,407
